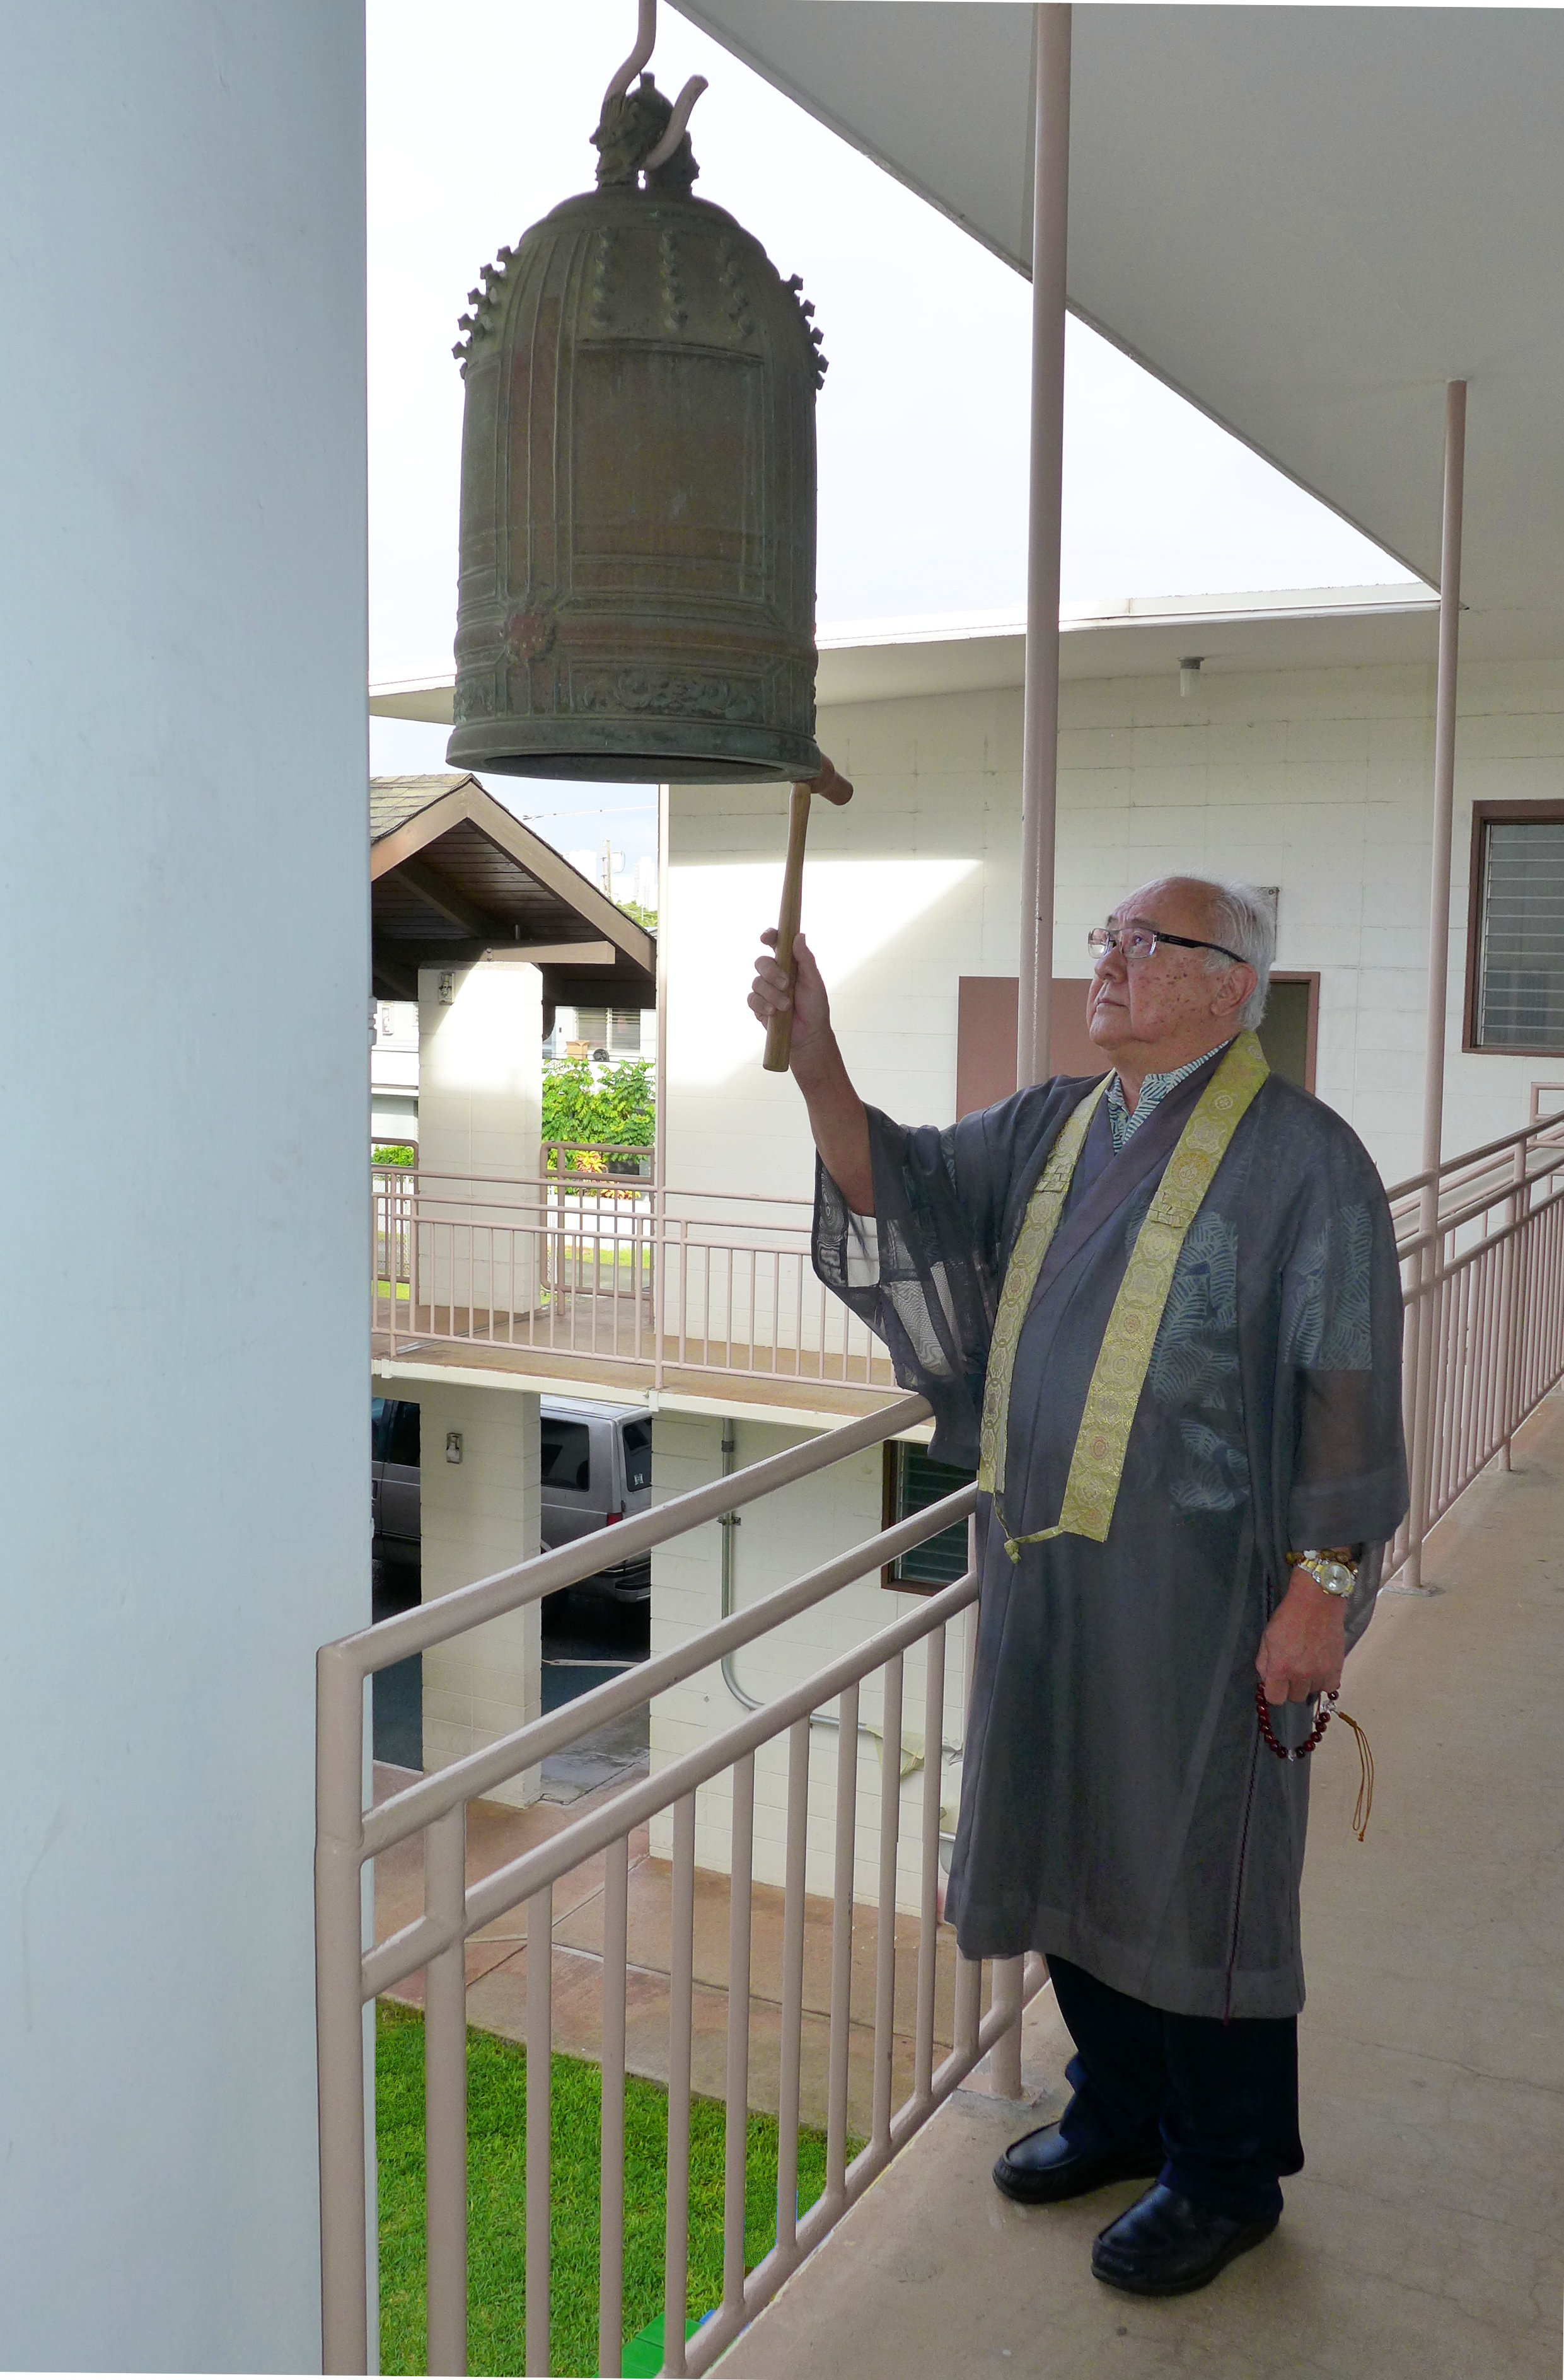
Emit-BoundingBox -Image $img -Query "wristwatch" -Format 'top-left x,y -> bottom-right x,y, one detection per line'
1287,1547 -> 1358,1599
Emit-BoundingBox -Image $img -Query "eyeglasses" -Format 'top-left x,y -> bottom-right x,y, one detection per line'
1087,923 -> 1246,967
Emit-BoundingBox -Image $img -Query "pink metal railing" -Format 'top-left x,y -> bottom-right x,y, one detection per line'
371,1162 -> 885,1392
1385,1102 -> 1564,1585
333,1102 -> 1564,2371
317,1393 -> 1034,2376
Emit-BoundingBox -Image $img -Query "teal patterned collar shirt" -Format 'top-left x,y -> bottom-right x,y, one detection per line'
1106,1040 -> 1236,1154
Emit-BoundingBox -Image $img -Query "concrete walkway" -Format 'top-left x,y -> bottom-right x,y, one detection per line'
717,1399 -> 1564,2379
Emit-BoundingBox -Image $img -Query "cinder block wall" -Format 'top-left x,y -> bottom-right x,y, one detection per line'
649,1411 -> 971,1913
667,657 -> 1564,1196
419,1380 -> 542,1806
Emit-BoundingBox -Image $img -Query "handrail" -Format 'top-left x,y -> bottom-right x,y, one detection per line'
376,1161 -> 816,1213
362,1479 -> 966,1863
1384,1103 -> 1564,1204
382,1100 -> 1564,1211
348,1391 -> 929,1675
318,1391 -> 1009,2378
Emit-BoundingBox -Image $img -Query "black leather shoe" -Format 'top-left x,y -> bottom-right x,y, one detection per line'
992,2121 -> 1162,2206
1091,2182 -> 1278,2295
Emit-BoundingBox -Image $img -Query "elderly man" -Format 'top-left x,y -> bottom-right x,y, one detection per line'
748,875 -> 1406,2297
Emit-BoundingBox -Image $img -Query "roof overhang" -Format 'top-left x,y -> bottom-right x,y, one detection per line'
370,775 -> 656,1010
671,4 -> 1564,649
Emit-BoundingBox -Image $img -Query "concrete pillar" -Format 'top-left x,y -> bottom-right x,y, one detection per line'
419,1380 -> 543,1808
0,6 -> 367,2367
418,961 -> 543,1319
419,961 -> 543,1177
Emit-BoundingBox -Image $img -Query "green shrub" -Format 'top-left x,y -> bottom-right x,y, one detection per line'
542,1057 -> 654,1157
373,1143 -> 417,1167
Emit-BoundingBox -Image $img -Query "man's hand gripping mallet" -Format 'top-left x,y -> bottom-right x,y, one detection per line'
760,759 -> 854,1073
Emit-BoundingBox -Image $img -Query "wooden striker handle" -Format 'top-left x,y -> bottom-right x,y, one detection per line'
763,782 -> 814,1073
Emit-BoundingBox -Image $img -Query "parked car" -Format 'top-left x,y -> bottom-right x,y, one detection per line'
539,1396 -> 652,1603
371,1395 -> 420,1571
369,1392 -> 652,1603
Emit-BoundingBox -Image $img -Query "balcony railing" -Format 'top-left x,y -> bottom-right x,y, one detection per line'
1386,1100 -> 1564,1585
372,1160 -> 889,1396
318,1393 -> 1034,2376
331,1100 -> 1564,2372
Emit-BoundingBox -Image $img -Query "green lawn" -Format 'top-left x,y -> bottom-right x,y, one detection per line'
376,2002 -> 847,2377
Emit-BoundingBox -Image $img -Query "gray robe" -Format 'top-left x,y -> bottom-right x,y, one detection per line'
814,1053 -> 1408,2019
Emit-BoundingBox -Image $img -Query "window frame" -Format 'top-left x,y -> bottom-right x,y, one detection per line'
880,1440 -> 975,1594
1463,800 -> 1564,1055
540,1416 -> 593,1494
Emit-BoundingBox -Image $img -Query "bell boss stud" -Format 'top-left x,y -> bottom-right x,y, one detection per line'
763,759 -> 854,1073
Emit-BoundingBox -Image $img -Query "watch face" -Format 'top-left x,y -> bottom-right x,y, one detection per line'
1319,1561 -> 1355,1597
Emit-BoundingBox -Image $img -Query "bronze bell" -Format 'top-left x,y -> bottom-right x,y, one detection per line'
446,61 -> 825,784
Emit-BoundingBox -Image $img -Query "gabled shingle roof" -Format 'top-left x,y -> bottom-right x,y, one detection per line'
369,772 -> 654,1010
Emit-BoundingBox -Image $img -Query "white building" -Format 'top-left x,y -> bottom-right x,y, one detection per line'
368,579 -> 1564,1903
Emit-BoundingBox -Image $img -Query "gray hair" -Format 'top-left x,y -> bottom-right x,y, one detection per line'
1197,879 -> 1275,1031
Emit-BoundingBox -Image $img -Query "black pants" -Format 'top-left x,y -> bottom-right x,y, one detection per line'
1049,1956 -> 1304,2219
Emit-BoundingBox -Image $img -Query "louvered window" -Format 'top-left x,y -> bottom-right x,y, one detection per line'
1474,811 -> 1564,1053
884,1443 -> 973,1589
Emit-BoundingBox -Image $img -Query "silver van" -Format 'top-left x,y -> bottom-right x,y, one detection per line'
371,1392 -> 652,1603
540,1397 -> 652,1603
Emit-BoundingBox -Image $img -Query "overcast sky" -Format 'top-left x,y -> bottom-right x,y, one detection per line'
367,0 -> 1418,876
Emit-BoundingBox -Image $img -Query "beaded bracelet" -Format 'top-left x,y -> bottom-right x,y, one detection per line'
1254,1678 -> 1335,1760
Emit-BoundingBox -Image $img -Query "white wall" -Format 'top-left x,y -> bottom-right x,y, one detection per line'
0,8 -> 367,2367
418,1382 -> 542,1808
666,655 -> 1564,1196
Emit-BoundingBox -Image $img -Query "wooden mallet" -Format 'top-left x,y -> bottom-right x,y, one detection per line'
763,756 -> 854,1072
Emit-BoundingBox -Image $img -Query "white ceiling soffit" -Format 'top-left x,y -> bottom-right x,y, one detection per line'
672,3 -> 1564,640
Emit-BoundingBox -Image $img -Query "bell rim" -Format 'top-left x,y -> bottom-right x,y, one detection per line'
446,720 -> 822,786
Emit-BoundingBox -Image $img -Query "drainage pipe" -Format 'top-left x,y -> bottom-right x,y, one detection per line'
717,1418 -> 962,1776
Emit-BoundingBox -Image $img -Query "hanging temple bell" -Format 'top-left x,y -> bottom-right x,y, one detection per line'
447,67 -> 826,783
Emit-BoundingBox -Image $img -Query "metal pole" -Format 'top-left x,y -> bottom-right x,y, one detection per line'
424,1806 -> 468,2377
654,780 -> 669,1389
1016,3 -> 1072,1087
1406,381 -> 1467,1589
316,1644 -> 369,2374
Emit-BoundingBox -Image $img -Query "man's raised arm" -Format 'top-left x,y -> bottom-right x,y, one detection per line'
748,928 -> 874,1214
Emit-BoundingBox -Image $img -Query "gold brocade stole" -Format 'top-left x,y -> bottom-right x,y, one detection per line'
976,1031 -> 1270,1561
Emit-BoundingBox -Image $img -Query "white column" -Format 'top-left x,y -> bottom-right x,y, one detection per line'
1016,3 -> 1072,1087
418,959 -> 543,1314
419,961 -> 544,1181
419,1381 -> 543,1807
0,8 -> 367,2367
1418,381 -> 1468,1193
1406,379 -> 1468,1587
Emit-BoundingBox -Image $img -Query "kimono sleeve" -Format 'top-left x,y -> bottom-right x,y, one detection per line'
1278,1110 -> 1410,1565
812,1092 -> 1055,1467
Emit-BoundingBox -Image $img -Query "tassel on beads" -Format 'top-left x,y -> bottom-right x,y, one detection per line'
1254,1680 -> 1375,1840
1333,1707 -> 1375,1841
